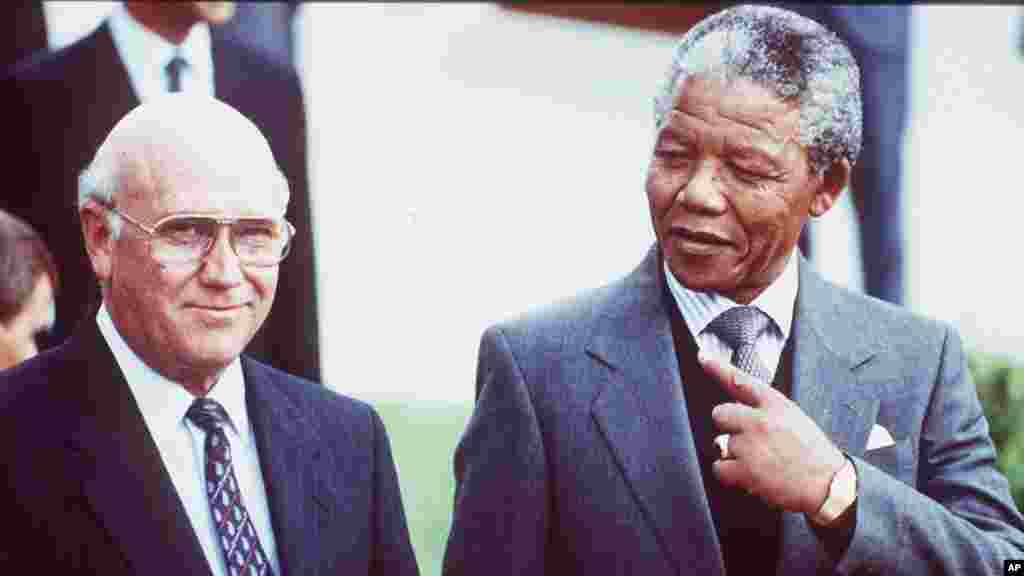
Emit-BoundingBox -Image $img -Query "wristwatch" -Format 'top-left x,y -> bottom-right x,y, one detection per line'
810,455 -> 857,527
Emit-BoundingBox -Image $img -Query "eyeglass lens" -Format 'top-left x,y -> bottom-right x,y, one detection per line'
151,216 -> 291,265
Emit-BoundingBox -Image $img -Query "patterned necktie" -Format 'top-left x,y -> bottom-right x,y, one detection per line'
706,306 -> 773,382
186,398 -> 274,576
166,52 -> 188,93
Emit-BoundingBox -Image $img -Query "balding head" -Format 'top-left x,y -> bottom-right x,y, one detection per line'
80,94 -> 289,226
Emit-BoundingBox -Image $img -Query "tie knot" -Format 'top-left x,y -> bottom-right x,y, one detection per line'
186,397 -> 230,433
166,53 -> 188,92
707,306 -> 772,350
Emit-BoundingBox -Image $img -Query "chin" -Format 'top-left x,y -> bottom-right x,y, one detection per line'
183,337 -> 247,368
666,257 -> 727,288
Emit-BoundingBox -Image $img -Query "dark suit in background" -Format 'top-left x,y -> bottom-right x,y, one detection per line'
3,19 -> 321,382
0,3 -> 47,70
220,1 -> 298,70
0,321 -> 418,575
784,4 -> 910,305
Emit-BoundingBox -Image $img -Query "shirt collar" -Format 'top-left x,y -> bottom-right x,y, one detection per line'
95,303 -> 249,444
107,5 -> 215,100
664,249 -> 799,341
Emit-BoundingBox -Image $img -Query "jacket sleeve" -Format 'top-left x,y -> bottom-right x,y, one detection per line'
368,407 -> 420,576
837,325 -> 1024,575
442,326 -> 549,576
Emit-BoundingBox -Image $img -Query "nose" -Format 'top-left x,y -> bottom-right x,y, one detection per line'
679,160 -> 728,215
198,226 -> 244,287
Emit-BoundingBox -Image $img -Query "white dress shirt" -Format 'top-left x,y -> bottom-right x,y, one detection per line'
107,5 -> 216,100
96,305 -> 280,576
664,251 -> 799,382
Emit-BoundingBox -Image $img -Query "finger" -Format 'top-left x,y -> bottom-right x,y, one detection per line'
712,457 -> 749,489
711,402 -> 760,434
698,351 -> 777,408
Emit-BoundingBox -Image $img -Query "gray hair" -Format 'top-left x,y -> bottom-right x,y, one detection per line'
77,161 -> 123,238
653,5 -> 862,174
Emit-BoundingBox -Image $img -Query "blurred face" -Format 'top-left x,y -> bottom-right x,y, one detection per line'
191,2 -> 236,24
0,274 -> 54,369
646,74 -> 836,303
103,150 -> 280,384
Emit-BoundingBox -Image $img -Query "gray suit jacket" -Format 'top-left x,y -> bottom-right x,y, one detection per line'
443,246 -> 1024,575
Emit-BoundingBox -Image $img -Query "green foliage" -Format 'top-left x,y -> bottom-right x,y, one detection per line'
971,350 -> 1024,511
374,401 -> 473,576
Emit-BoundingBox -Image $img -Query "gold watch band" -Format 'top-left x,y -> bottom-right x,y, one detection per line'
810,455 -> 857,527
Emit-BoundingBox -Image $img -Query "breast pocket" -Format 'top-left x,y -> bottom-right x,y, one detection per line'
862,436 -> 916,484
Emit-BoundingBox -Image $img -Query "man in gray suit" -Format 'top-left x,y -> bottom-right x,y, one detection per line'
0,95 -> 418,575
443,6 -> 1024,575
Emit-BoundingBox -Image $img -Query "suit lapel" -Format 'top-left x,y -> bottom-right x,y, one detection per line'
65,323 -> 211,575
588,247 -> 725,576
243,359 -> 330,576
777,258 -> 883,574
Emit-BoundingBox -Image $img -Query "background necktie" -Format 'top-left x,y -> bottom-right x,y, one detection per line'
706,306 -> 773,382
166,52 -> 187,93
186,398 -> 274,576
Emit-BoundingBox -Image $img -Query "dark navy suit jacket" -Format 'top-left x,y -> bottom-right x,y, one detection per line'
2,21 -> 321,382
0,321 -> 419,575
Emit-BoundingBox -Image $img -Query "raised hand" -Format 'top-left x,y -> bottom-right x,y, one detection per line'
700,351 -> 845,515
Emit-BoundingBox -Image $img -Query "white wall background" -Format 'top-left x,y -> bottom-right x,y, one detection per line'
904,6 -> 1024,362
42,3 -> 1024,402
302,4 -> 669,402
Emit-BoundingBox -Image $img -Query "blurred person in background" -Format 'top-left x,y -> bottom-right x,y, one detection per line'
220,1 -> 299,70
0,210 -> 57,371
443,6 -> 1024,575
783,4 -> 910,305
0,3 -> 46,70
2,1 -> 321,382
0,94 -> 418,575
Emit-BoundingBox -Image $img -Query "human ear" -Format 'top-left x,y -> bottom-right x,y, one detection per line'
79,201 -> 116,283
809,158 -> 851,218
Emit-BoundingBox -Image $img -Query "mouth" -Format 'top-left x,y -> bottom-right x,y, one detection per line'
185,303 -> 251,321
670,226 -> 733,254
187,304 -> 249,311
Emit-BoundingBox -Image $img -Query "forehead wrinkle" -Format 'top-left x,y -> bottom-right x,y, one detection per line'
718,108 -> 786,137
670,108 -> 716,132
721,123 -> 793,161
671,104 -> 793,161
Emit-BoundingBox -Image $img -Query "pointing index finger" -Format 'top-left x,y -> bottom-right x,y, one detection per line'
698,351 -> 769,408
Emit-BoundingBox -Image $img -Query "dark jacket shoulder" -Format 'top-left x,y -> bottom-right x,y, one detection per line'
241,355 -> 384,434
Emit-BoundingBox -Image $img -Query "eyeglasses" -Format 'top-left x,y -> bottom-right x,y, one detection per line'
102,204 -> 295,267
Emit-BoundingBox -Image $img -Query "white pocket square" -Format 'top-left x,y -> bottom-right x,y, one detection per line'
866,424 -> 896,451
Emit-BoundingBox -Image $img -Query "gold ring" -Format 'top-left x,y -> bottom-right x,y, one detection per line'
715,434 -> 732,460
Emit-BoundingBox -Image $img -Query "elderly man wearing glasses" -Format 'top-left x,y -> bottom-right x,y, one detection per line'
0,94 -> 420,576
